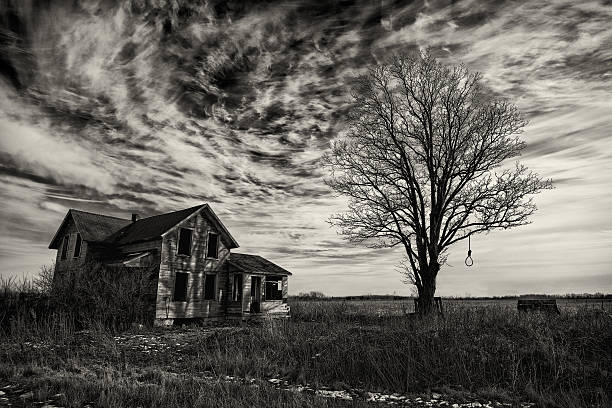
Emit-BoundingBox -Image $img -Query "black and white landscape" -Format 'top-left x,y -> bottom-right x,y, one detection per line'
1,2 -> 611,407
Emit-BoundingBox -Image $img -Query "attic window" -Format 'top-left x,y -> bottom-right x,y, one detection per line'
60,236 -> 69,260
173,272 -> 188,301
177,228 -> 192,256
204,274 -> 216,300
73,234 -> 82,258
206,232 -> 219,259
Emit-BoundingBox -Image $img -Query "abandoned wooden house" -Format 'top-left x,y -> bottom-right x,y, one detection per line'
48,204 -> 291,325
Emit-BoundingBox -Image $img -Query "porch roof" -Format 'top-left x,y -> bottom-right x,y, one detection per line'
228,253 -> 292,276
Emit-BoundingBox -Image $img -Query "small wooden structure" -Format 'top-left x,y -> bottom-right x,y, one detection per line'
517,297 -> 560,314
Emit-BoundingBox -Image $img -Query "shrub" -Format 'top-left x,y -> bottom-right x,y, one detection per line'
0,262 -> 158,335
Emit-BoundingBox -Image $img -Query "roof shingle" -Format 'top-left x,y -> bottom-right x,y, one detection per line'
106,204 -> 204,245
49,210 -> 131,248
50,204 -> 239,249
229,253 -> 292,275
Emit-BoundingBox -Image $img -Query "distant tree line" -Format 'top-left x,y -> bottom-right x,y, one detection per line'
291,293 -> 612,300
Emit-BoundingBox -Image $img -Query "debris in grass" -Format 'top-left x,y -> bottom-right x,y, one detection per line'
20,391 -> 34,399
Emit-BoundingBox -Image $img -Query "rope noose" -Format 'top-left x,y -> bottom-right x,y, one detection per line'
465,234 -> 474,267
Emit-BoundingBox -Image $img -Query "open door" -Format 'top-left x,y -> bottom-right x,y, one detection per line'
250,276 -> 261,313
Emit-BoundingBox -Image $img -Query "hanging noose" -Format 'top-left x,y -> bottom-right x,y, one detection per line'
465,234 -> 474,267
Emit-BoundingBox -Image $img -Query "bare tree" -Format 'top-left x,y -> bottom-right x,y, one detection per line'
323,51 -> 552,314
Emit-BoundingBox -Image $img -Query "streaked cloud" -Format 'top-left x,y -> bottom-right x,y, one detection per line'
1,0 -> 610,296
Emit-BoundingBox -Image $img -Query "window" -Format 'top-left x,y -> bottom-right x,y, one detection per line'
265,276 -> 283,300
60,236 -> 69,260
177,228 -> 192,256
204,274 -> 216,300
232,274 -> 243,301
173,272 -> 188,301
73,234 -> 82,258
206,233 -> 219,259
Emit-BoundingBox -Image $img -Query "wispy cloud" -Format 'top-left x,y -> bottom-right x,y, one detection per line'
1,0 -> 610,295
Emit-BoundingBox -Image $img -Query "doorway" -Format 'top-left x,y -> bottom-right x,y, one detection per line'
250,276 -> 262,313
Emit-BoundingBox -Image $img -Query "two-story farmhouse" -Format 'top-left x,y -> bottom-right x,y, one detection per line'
48,204 -> 291,325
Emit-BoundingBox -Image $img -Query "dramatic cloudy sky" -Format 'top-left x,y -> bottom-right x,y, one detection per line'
1,0 -> 611,296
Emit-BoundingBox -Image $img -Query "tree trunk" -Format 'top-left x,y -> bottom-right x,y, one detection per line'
416,263 -> 439,315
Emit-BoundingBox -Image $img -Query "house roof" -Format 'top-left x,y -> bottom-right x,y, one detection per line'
49,210 -> 131,249
49,204 -> 239,249
229,253 -> 292,276
106,204 -> 203,245
106,204 -> 239,248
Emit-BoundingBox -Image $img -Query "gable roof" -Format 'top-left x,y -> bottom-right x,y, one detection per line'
229,253 -> 292,276
49,204 -> 239,250
49,210 -> 131,249
106,204 -> 239,248
105,204 -> 203,246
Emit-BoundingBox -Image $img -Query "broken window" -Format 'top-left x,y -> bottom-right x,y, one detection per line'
204,274 -> 216,300
173,272 -> 188,301
177,228 -> 192,256
206,232 -> 219,259
232,274 -> 243,301
73,233 -> 82,258
265,276 -> 283,300
60,235 -> 69,260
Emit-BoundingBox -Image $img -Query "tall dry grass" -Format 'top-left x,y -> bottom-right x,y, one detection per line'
0,263 -> 157,338
182,301 -> 610,407
2,269 -> 611,408
0,365 -> 365,408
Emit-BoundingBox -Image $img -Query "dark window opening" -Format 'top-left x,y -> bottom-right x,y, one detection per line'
232,274 -> 243,301
73,234 -> 82,258
177,228 -> 192,256
265,276 -> 283,300
173,272 -> 188,301
60,236 -> 69,260
206,233 -> 219,258
204,274 -> 216,300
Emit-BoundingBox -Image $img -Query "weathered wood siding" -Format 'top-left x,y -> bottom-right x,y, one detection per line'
282,276 -> 289,298
53,218 -> 87,275
233,273 -> 290,316
155,209 -> 230,319
225,272 -> 256,314
242,273 -> 252,312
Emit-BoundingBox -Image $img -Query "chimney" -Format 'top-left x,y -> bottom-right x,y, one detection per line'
131,213 -> 139,223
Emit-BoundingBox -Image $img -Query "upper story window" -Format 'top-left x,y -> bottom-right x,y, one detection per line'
206,232 -> 219,259
73,233 -> 82,258
60,236 -> 69,260
177,228 -> 192,256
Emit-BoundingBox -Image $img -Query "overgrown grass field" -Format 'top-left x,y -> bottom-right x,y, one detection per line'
1,274 -> 611,408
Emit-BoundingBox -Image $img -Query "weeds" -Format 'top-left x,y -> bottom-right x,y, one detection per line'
0,263 -> 157,337
1,366 -> 365,408
2,271 -> 611,408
